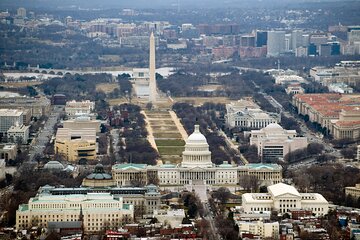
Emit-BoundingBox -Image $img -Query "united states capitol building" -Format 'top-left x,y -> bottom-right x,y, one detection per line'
112,124 -> 283,190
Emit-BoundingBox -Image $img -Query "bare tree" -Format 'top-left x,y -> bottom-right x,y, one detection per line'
239,175 -> 259,192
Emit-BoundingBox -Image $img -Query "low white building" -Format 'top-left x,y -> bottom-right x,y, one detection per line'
237,220 -> 279,239
132,68 -> 150,98
286,84 -> 305,95
328,83 -> 353,94
250,123 -> 308,162
275,75 -> 305,85
65,100 -> 95,118
153,209 -> 185,228
63,116 -> 101,133
242,183 -> 329,216
225,99 -> 280,129
0,144 -> 17,162
7,124 -> 30,143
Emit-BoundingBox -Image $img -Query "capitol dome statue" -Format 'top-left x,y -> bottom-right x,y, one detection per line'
181,124 -> 212,168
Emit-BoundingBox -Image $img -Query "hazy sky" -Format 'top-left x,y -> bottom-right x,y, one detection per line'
0,0 -> 353,10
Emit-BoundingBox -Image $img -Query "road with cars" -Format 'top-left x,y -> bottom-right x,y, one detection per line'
28,106 -> 62,161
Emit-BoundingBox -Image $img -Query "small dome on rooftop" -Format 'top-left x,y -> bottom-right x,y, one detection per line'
44,161 -> 64,170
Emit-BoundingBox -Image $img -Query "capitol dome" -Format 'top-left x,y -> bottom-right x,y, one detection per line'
181,124 -> 212,168
187,125 -> 207,143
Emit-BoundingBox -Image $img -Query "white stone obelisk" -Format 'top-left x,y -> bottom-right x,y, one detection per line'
149,32 -> 157,103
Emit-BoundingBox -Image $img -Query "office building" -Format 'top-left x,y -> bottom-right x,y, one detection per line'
237,220 -> 279,239
7,124 -> 30,144
250,123 -> 308,162
240,35 -> 256,47
345,184 -> 360,199
348,26 -> 360,44
256,31 -> 268,47
267,31 -> 286,57
55,128 -> 97,162
0,96 -> 51,118
63,117 -> 101,133
16,7 -> 26,18
16,186 -> 134,233
0,109 -> 23,136
293,93 -> 360,140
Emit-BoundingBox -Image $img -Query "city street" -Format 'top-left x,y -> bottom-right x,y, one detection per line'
252,79 -> 342,160
203,199 -> 221,240
110,128 -> 121,162
28,106 -> 62,161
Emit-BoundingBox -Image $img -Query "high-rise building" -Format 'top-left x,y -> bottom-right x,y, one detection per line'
310,34 -> 328,48
319,43 -> 332,56
267,31 -> 286,57
348,26 -> 360,44
308,43 -> 317,56
16,7 -> 26,18
256,31 -> 268,47
240,35 -> 255,47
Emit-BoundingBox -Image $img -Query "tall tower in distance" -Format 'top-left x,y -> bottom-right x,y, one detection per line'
149,32 -> 157,103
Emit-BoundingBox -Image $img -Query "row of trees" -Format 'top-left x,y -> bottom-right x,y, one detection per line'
290,163 -> 360,206
1,167 -> 90,226
173,102 -> 241,165
116,104 -> 158,165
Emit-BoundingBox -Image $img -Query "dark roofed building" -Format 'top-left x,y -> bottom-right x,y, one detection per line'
82,164 -> 116,188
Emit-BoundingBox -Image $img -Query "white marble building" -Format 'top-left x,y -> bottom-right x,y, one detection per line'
225,99 -> 280,129
242,183 -> 329,216
65,100 -> 95,118
112,124 -> 283,190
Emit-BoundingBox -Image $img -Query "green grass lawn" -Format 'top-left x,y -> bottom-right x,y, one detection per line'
153,132 -> 183,139
155,139 -> 185,147
157,146 -> 184,155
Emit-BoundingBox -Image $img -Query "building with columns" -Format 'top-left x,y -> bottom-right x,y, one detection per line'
225,99 -> 280,129
65,100 -> 95,119
242,183 -> 329,216
112,124 -> 283,190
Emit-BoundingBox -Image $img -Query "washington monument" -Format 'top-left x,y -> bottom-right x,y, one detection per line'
149,32 -> 157,103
